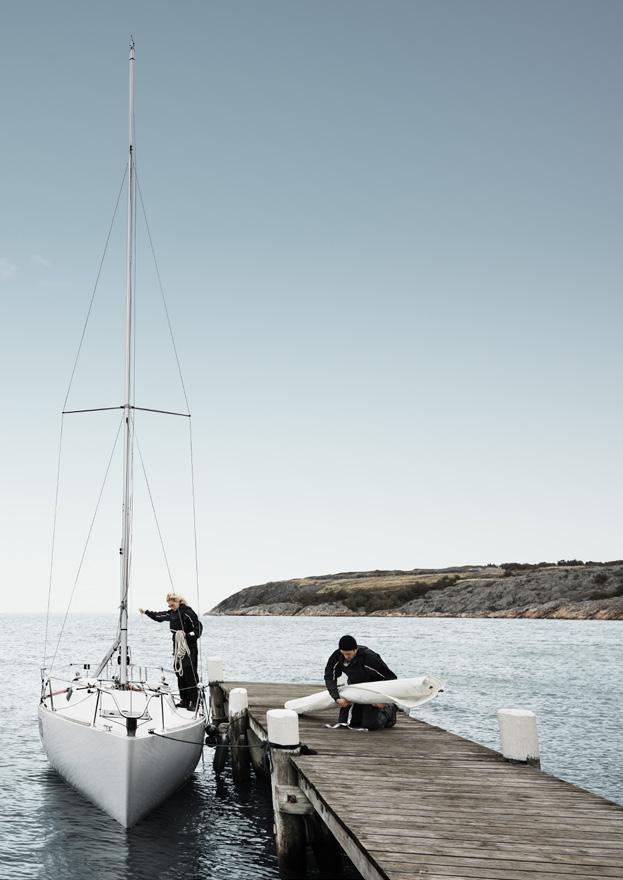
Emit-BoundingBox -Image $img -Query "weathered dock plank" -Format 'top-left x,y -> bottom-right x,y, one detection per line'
221,682 -> 623,880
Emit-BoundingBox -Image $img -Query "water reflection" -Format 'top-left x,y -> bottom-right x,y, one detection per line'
37,760 -> 279,880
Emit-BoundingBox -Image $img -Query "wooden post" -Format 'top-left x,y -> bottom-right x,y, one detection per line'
207,656 -> 226,723
229,687 -> 251,785
267,708 -> 308,877
497,708 -> 540,765
247,726 -> 271,776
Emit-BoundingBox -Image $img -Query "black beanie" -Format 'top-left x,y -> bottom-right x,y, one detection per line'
339,635 -> 357,650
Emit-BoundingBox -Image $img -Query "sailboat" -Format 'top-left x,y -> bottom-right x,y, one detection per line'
38,43 -> 206,828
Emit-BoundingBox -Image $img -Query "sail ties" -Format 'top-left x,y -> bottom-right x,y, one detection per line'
173,630 -> 191,676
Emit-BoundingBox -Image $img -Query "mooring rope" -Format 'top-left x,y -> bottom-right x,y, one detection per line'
173,629 -> 191,676
149,731 -> 207,746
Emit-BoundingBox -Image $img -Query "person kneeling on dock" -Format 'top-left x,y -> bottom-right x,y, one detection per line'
324,635 -> 398,730
139,593 -> 202,710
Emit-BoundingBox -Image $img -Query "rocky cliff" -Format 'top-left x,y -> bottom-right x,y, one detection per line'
208,562 -> 623,619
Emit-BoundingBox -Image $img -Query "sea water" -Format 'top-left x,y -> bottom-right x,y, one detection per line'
2,614 -> 621,880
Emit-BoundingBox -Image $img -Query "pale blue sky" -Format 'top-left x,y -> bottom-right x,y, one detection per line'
1,1 -> 621,612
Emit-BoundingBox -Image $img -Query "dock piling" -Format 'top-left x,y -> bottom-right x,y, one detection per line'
228,687 -> 251,784
267,708 -> 308,877
207,656 -> 226,723
497,707 -> 540,764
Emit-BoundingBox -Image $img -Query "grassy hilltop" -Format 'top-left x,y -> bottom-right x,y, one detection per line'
209,561 -> 623,620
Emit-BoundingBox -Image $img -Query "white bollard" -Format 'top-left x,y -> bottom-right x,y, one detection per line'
229,687 -> 248,716
267,708 -> 300,747
229,688 -> 250,784
206,656 -> 224,683
497,708 -> 540,764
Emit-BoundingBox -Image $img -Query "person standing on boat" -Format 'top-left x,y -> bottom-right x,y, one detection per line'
324,635 -> 398,729
139,593 -> 202,710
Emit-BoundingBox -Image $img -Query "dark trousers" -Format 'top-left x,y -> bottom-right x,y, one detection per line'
176,643 -> 198,706
338,703 -> 397,730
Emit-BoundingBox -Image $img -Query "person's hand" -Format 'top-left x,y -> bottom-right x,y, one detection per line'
372,702 -> 387,708
335,698 -> 350,707
139,608 -> 145,614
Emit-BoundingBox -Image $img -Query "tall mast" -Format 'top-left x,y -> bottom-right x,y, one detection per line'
119,40 -> 135,686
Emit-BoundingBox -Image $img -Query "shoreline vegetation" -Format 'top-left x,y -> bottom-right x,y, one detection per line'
208,561 -> 623,620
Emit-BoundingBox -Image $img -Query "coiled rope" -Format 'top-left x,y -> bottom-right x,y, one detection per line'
173,629 -> 191,676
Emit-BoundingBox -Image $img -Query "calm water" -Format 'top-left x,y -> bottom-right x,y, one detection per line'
2,614 -> 621,879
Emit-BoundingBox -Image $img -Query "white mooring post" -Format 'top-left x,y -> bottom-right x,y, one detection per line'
497,708 -> 540,765
228,687 -> 250,785
207,657 -> 226,723
267,708 -> 309,876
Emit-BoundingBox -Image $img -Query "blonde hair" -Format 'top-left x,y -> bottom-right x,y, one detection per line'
166,591 -> 187,605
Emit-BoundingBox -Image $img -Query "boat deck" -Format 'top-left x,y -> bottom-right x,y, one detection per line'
222,681 -> 623,880
41,680 -> 203,737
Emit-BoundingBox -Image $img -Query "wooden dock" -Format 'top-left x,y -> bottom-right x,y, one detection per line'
220,681 -> 623,880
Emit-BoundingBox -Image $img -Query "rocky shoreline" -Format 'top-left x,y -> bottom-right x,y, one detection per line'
209,562 -> 623,620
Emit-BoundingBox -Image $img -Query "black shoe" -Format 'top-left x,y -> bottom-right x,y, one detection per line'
176,701 -> 190,709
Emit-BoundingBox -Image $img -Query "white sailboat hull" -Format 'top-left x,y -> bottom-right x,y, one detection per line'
38,686 -> 205,827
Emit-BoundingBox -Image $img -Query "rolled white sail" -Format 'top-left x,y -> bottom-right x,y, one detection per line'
284,675 -> 444,715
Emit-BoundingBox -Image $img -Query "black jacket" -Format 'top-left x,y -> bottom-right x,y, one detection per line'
324,645 -> 397,701
144,603 -> 201,646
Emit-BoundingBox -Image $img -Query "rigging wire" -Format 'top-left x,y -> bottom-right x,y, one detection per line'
43,414 -> 66,667
49,415 -> 124,674
135,167 -> 191,413
62,165 -> 128,411
135,165 -> 203,671
132,423 -> 201,703
45,167 -> 127,666
46,154 -> 204,675
133,420 -> 175,589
